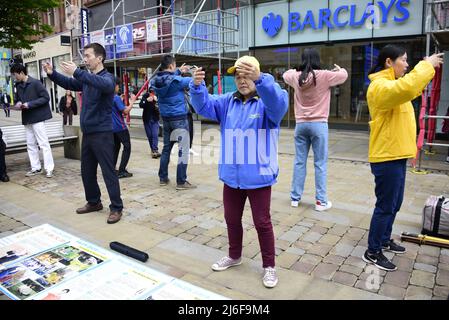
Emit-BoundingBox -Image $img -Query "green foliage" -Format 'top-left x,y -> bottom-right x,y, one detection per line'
0,0 -> 61,49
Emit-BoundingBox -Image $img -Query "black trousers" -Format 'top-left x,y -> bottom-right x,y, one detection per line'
113,130 -> 131,173
0,129 -> 6,178
81,132 -> 123,211
187,112 -> 194,149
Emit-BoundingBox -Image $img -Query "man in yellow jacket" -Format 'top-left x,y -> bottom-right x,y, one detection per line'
364,45 -> 443,272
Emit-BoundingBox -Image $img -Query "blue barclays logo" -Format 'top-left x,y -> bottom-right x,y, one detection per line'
261,0 -> 411,36
262,12 -> 283,37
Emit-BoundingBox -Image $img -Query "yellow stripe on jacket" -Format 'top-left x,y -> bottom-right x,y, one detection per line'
367,61 -> 435,163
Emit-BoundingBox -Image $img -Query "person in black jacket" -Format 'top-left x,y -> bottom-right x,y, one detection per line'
1,90 -> 11,117
139,89 -> 161,159
0,128 -> 8,182
58,90 -> 77,125
10,63 -> 55,178
44,43 -> 124,224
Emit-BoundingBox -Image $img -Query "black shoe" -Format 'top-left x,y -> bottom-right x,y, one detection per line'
382,239 -> 406,254
362,250 -> 397,271
118,170 -> 133,179
0,175 -> 9,182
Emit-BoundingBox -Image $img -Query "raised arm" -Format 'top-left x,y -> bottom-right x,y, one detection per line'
188,68 -> 228,122
73,69 -> 115,94
255,73 -> 289,125
369,61 -> 436,112
282,69 -> 299,87
47,69 -> 83,92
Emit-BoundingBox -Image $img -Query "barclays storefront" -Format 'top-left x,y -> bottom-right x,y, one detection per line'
250,0 -> 426,128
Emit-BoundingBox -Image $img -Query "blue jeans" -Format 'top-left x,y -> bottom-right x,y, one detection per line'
143,119 -> 159,152
368,159 -> 406,252
158,118 -> 190,185
291,122 -> 328,203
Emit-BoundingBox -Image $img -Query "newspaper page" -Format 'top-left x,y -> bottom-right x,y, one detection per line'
0,224 -> 227,300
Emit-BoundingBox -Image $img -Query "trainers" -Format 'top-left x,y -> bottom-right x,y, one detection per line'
118,170 -> 133,179
176,181 -> 197,190
291,200 -> 299,207
0,175 -> 9,182
189,148 -> 199,156
362,250 -> 397,271
315,200 -> 332,211
382,239 -> 406,254
159,179 -> 170,186
211,256 -> 242,271
25,169 -> 41,177
46,170 -> 53,178
263,267 -> 278,288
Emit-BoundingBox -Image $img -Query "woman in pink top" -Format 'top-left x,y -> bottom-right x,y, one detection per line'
283,48 -> 348,211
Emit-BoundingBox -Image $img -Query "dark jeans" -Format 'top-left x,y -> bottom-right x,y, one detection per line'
143,119 -> 159,152
368,159 -> 407,252
223,184 -> 275,268
81,132 -> 123,211
158,118 -> 189,185
113,130 -> 131,173
0,129 -> 6,177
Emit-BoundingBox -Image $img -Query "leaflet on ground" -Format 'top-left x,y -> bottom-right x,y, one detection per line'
0,224 -> 227,300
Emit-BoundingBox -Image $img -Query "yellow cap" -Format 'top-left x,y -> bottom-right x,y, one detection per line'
227,55 -> 260,74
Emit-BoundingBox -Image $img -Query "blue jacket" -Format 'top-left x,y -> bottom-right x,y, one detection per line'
150,70 -> 191,120
189,73 -> 288,189
48,69 -> 115,134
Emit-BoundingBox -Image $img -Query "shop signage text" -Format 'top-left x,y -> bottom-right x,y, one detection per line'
262,0 -> 410,37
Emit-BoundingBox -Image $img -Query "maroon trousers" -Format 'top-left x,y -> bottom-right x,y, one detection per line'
223,184 -> 275,268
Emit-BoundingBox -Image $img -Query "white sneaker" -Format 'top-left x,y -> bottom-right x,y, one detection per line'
262,267 -> 278,288
25,169 -> 42,177
46,170 -> 53,178
189,148 -> 199,156
211,256 -> 242,271
291,200 -> 299,207
315,200 -> 332,212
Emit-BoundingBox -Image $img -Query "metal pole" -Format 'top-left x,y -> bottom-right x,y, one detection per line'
112,0 -> 117,77
176,0 -> 207,54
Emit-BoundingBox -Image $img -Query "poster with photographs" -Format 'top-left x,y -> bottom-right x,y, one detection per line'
0,224 -> 226,300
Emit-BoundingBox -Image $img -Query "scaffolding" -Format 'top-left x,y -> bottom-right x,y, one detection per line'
70,0 -> 250,72
413,0 -> 449,173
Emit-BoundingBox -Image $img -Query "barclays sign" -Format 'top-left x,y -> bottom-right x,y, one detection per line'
262,0 -> 411,38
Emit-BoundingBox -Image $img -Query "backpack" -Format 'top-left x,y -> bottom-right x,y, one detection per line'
422,195 -> 449,239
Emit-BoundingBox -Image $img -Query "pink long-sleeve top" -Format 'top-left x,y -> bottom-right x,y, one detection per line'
283,68 -> 348,123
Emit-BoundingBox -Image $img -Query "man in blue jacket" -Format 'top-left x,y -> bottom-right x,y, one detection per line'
10,63 -> 54,178
189,56 -> 288,288
151,55 -> 195,190
43,43 -> 124,224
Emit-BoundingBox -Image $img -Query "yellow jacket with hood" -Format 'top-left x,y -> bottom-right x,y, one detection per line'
367,61 -> 435,163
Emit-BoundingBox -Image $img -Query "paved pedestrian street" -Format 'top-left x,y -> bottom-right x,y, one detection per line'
1,117 -> 449,300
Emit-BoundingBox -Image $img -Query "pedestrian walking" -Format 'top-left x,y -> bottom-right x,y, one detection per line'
283,48 -> 348,211
190,56 -> 288,288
